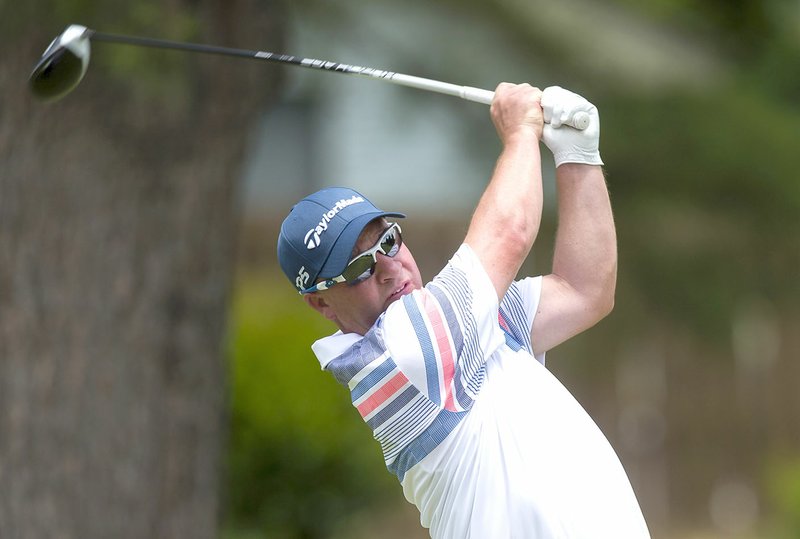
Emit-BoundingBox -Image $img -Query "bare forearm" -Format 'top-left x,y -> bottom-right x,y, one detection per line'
465,84 -> 545,299
552,164 -> 617,313
468,132 -> 543,259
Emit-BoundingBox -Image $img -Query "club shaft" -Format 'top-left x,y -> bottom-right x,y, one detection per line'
89,30 -> 495,105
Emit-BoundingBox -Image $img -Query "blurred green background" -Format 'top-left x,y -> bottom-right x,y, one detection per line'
1,0 -> 798,538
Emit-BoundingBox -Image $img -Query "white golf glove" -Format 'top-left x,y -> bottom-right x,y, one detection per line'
542,86 -> 603,167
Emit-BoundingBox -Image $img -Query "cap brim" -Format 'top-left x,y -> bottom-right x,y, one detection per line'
317,211 -> 405,279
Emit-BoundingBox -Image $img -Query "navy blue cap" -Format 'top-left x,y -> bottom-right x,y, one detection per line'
278,187 -> 405,292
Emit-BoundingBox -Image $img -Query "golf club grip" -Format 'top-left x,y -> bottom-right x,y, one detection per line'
462,88 -> 591,130
465,88 -> 593,131
388,75 -> 588,130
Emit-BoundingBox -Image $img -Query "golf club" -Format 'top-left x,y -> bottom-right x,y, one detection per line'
30,24 -> 590,130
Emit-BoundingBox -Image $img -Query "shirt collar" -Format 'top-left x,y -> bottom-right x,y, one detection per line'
311,330 -> 363,369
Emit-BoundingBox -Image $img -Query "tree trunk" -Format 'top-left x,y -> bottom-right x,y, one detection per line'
0,2 -> 285,537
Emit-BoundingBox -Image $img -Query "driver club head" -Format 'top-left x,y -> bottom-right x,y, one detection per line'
29,25 -> 92,102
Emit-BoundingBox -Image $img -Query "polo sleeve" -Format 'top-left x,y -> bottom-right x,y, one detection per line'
499,276 -> 546,364
381,243 -> 505,412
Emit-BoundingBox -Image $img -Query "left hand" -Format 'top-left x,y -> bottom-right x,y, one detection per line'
541,86 -> 603,167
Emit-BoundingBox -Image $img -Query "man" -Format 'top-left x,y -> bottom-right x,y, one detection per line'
277,84 -> 650,537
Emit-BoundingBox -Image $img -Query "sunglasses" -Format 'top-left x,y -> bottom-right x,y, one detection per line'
300,223 -> 403,294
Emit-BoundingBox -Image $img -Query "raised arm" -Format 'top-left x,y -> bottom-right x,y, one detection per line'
532,87 -> 617,355
464,83 -> 545,300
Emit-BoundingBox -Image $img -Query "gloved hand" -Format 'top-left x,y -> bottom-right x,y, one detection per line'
541,86 -> 603,167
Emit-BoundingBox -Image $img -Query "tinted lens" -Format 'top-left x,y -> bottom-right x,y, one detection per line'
380,228 -> 399,254
341,224 -> 402,286
341,255 -> 376,283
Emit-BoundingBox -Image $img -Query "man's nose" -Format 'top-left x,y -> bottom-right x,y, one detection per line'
374,252 -> 402,281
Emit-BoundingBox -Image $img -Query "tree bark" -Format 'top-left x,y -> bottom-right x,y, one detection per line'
0,1 -> 285,537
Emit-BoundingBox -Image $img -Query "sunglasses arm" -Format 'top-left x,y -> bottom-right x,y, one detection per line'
299,276 -> 346,294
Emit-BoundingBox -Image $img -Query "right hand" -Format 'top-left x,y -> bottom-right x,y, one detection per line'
490,83 -> 544,144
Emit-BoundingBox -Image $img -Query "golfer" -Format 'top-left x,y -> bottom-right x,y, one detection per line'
277,83 -> 650,538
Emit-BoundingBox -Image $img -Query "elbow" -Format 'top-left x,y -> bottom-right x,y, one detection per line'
580,289 -> 614,331
513,210 -> 541,253
579,259 -> 616,324
496,211 -> 539,259
590,267 -> 616,322
596,290 -> 615,320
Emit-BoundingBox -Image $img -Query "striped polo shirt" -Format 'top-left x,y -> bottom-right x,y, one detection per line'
312,244 -> 650,538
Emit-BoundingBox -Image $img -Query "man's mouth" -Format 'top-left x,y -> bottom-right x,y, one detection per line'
387,281 -> 410,303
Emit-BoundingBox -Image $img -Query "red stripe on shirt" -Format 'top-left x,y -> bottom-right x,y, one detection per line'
424,294 -> 457,411
498,313 -> 510,333
356,371 -> 409,418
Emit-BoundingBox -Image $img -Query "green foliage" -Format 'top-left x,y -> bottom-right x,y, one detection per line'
609,0 -> 774,50
224,272 -> 400,538
49,0 -> 96,25
750,32 -> 800,107
601,84 -> 800,337
766,457 -> 800,538
92,3 -> 202,106
9,0 -> 205,107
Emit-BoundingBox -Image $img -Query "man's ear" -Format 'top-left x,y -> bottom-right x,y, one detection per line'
303,293 -> 337,322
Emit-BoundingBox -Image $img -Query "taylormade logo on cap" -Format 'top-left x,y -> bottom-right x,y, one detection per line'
303,195 -> 365,249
